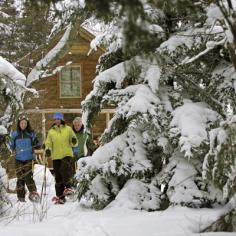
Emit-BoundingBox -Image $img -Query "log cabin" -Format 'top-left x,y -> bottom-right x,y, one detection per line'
19,24 -> 114,143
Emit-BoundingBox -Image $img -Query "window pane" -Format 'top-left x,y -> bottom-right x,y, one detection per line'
72,69 -> 80,81
60,67 -> 81,97
61,82 -> 80,97
61,69 -> 71,82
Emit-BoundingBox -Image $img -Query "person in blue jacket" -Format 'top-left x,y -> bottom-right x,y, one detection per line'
10,115 -> 40,202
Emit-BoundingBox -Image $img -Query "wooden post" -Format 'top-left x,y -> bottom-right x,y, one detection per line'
42,112 -> 46,141
22,108 -> 115,139
106,112 -> 110,128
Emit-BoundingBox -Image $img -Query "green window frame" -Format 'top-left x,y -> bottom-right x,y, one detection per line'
60,66 -> 81,98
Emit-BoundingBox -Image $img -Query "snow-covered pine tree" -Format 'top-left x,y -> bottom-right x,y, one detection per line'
15,1 -> 53,61
72,0 -> 236,212
73,2 -> 169,210
0,0 -> 19,62
0,56 -> 37,215
0,154 -> 9,217
0,0 -> 66,71
22,0 -> 236,230
0,122 -> 10,216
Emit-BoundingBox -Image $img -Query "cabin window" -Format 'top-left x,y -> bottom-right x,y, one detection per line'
60,66 -> 81,98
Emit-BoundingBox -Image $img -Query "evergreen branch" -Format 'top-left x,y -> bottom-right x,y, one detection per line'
175,73 -> 225,117
3,74 -> 37,96
216,0 -> 236,40
181,38 -> 226,65
226,0 -> 233,10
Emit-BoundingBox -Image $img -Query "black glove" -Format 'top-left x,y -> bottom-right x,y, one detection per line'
45,149 -> 51,158
72,137 -> 77,145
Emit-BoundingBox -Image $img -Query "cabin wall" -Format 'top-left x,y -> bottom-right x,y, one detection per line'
24,60 -> 98,109
23,33 -> 107,139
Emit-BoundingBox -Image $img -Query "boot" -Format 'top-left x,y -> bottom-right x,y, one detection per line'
18,197 -> 26,202
29,191 -> 40,203
52,196 -> 65,205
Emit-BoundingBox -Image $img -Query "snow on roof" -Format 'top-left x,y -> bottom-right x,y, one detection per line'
26,23 -> 72,86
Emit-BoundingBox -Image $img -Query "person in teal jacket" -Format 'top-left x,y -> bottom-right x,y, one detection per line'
72,117 -> 97,160
70,117 -> 97,186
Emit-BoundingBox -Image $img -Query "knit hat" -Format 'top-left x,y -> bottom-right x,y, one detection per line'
18,115 -> 29,121
53,112 -> 64,120
73,117 -> 82,123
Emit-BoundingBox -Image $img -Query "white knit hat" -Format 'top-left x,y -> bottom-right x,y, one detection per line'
73,117 -> 82,123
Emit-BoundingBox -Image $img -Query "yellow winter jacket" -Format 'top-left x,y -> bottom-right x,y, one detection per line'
45,124 -> 77,160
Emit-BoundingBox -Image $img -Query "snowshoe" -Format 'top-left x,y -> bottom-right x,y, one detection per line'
63,188 -> 77,202
63,188 -> 75,196
52,196 -> 65,205
52,196 -> 58,202
29,191 -> 40,203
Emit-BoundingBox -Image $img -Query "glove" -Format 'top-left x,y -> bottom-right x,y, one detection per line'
72,137 -> 77,145
45,149 -> 51,158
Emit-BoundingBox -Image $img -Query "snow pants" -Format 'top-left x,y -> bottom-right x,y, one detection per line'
15,160 -> 37,199
53,156 -> 74,199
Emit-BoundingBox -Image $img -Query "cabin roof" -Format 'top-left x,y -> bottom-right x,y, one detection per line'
17,25 -> 105,86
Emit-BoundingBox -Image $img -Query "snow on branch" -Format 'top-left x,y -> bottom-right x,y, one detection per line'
181,38 -> 226,65
92,56 -> 160,92
170,100 -> 219,158
207,3 -> 235,44
0,56 -> 37,96
105,84 -> 160,119
77,129 -> 152,178
0,125 -> 7,135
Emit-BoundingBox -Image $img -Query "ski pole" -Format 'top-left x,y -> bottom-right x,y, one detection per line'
40,152 -> 47,203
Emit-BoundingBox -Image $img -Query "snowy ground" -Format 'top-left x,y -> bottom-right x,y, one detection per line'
0,165 -> 235,236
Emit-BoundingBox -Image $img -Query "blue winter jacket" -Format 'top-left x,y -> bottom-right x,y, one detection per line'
10,130 -> 38,161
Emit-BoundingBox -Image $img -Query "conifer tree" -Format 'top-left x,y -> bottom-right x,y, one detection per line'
16,0 -> 54,59
31,0 -> 236,226
0,0 -> 19,61
0,0 -> 57,65
0,56 -> 37,216
73,0 -> 236,212
0,162 -> 9,217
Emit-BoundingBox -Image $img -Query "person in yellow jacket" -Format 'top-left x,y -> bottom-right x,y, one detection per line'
44,112 -> 78,204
